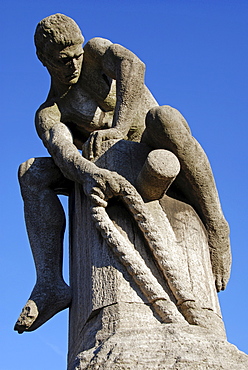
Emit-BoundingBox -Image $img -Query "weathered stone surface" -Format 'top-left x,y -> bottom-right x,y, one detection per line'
67,140 -> 243,369
136,149 -> 180,200
14,13 -> 245,370
72,318 -> 248,369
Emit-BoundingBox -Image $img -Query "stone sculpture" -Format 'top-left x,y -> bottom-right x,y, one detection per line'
14,13 -> 248,369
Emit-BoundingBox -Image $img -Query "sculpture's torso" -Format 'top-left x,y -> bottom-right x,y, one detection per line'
50,41 -> 157,146
55,65 -> 117,146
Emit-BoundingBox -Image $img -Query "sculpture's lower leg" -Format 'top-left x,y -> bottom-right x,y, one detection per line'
142,106 -> 231,292
14,158 -> 72,333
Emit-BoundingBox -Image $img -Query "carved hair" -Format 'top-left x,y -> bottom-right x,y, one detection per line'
34,13 -> 84,60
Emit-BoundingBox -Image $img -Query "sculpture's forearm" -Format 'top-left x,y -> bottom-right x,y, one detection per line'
43,123 -> 99,184
103,44 -> 146,137
35,103 -> 99,184
114,60 -> 145,135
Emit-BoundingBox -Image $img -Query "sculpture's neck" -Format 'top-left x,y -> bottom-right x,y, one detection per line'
47,78 -> 72,100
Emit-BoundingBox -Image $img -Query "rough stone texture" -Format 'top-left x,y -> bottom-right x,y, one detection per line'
136,149 -> 180,200
14,13 -> 244,370
67,140 -> 247,369
73,320 -> 248,369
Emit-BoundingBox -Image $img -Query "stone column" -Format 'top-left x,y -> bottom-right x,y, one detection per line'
67,140 -> 248,370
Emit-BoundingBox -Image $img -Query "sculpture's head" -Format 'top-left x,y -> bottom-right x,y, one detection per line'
34,14 -> 84,85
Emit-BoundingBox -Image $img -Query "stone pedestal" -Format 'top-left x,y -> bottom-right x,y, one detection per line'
67,140 -> 248,369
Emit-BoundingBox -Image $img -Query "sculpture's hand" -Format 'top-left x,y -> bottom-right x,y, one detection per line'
206,217 -> 231,292
83,168 -> 124,206
83,128 -> 123,161
210,246 -> 231,292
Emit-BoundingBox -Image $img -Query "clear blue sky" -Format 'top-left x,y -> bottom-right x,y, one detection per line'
1,1 -> 248,369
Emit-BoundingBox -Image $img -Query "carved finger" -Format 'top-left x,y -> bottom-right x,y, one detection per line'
89,193 -> 108,208
94,132 -> 102,159
82,137 -> 92,161
91,186 -> 106,199
215,275 -> 224,292
88,132 -> 97,161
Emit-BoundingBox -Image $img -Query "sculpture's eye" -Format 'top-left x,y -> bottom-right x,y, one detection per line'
60,57 -> 71,65
75,53 -> 83,60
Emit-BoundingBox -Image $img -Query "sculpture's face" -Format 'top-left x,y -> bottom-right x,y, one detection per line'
45,43 -> 84,85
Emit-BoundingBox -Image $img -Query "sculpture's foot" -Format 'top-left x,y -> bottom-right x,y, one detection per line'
14,281 -> 72,334
178,301 -> 226,338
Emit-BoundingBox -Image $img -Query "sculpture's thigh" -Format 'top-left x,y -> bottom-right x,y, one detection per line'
18,157 -> 73,196
142,105 -> 192,152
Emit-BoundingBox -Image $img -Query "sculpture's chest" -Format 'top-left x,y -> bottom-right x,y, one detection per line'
58,86 -> 114,134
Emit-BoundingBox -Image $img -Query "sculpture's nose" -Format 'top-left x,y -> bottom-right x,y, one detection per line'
70,58 -> 77,71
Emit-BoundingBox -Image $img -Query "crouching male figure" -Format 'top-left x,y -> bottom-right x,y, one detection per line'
14,13 -> 231,333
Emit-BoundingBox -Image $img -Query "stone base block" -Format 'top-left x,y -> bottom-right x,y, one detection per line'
71,304 -> 248,369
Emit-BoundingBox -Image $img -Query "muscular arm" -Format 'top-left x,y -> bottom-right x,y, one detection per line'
36,103 -> 96,180
83,38 -> 150,158
35,102 -> 123,204
102,42 -> 146,136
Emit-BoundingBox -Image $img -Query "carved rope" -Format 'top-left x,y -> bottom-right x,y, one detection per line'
90,179 -> 193,323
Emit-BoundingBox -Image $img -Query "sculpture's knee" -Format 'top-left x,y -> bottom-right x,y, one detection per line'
144,105 -> 191,151
146,105 -> 191,135
18,157 -> 59,194
18,158 -> 37,190
19,157 -> 69,198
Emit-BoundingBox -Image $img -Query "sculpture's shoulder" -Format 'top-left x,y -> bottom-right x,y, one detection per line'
35,101 -> 61,136
36,100 -> 60,120
84,37 -> 144,71
83,37 -> 113,65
